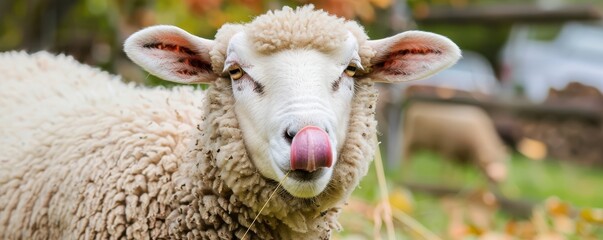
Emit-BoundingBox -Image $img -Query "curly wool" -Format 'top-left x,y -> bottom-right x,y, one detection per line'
0,51 -> 204,239
0,53 -> 377,239
0,6 -> 379,240
246,6 -> 348,53
210,6 -> 374,75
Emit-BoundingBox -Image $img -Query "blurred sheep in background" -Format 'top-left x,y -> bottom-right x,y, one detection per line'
402,102 -> 509,183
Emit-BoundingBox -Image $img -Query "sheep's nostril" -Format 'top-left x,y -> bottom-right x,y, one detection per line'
283,129 -> 295,144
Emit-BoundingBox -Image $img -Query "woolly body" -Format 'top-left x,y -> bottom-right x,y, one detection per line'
0,50 -> 376,239
0,6 -> 460,239
0,51 -> 199,238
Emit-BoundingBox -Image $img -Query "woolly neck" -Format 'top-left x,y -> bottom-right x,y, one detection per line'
183,76 -> 378,238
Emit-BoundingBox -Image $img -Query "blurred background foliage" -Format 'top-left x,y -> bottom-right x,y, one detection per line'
1,0 -> 601,82
2,0 -> 603,239
0,0 -> 407,85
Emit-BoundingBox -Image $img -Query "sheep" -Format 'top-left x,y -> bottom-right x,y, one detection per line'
402,102 -> 508,183
0,5 -> 460,239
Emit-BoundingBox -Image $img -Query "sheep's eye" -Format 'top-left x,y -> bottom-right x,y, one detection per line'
228,66 -> 244,80
344,65 -> 357,77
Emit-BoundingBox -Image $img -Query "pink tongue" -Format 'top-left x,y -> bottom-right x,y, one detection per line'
290,126 -> 333,172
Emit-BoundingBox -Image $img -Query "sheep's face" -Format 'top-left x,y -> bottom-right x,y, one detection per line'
222,32 -> 361,198
124,10 -> 460,199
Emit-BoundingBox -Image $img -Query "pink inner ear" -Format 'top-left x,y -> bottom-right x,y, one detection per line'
376,42 -> 444,76
390,47 -> 442,56
175,58 -> 211,76
142,42 -> 212,77
143,42 -> 197,55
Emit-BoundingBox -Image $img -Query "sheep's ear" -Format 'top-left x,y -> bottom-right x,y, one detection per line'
124,25 -> 216,84
366,31 -> 461,83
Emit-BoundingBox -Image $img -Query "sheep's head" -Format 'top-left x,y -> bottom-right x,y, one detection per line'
124,6 -> 460,199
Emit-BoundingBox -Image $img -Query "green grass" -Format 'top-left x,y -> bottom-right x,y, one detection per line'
345,149 -> 603,237
501,157 -> 603,208
396,150 -> 603,208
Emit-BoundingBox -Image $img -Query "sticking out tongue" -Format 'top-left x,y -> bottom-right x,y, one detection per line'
290,126 -> 333,172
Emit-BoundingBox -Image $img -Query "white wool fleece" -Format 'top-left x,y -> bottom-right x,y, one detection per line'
0,51 -> 204,239
0,51 -> 375,240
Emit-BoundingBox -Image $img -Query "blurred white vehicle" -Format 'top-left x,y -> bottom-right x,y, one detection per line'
500,23 -> 603,103
400,50 -> 500,96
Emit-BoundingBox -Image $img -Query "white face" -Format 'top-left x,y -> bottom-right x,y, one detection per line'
224,32 -> 361,198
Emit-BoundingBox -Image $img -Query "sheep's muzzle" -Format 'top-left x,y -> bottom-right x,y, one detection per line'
290,126 -> 333,172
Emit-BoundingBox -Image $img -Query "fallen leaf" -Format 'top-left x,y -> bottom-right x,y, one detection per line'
545,197 -> 571,217
581,208 -> 603,224
517,138 -> 547,160
389,187 -> 414,214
